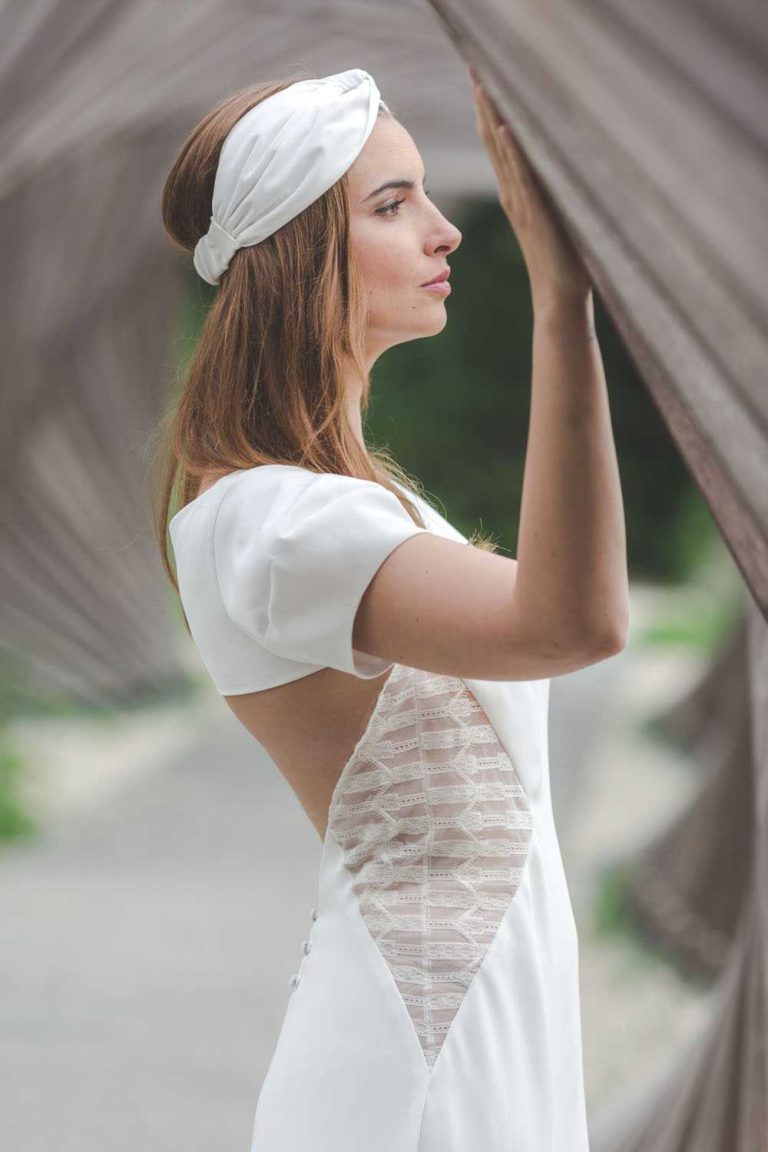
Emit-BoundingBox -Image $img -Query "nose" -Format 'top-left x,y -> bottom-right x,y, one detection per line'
431,212 -> 462,257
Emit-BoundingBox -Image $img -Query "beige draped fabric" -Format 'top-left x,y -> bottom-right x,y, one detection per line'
425,0 -> 768,1147
1,0 -> 766,1146
627,613 -> 753,983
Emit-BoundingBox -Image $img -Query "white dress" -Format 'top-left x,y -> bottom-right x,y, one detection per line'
168,464 -> 591,1152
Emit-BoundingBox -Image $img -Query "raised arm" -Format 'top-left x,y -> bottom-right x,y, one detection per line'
350,71 -> 629,682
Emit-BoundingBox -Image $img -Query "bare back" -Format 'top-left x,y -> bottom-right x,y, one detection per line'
223,667 -> 391,841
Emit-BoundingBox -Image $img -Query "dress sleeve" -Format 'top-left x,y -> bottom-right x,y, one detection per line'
213,470 -> 431,677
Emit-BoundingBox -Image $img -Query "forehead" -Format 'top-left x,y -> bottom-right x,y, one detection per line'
347,117 -> 424,194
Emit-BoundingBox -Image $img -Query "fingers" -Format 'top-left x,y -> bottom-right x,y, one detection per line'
470,69 -> 523,169
469,71 -> 516,173
470,69 -> 506,171
470,69 -> 502,132
467,66 -> 540,223
469,69 -> 534,169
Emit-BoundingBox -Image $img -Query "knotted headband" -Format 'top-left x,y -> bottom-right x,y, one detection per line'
193,68 -> 388,285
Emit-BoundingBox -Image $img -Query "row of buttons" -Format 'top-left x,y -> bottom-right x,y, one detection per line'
288,907 -> 319,990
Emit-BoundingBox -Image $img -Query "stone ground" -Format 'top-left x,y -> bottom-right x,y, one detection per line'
0,583 -> 723,1151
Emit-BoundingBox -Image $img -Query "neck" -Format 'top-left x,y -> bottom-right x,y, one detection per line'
342,357 -> 372,453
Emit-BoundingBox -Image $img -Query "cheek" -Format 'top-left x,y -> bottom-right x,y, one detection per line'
354,226 -> 412,294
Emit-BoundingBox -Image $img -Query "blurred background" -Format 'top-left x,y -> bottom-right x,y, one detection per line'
1,2 -> 765,1151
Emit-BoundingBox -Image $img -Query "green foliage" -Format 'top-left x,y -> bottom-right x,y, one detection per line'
636,592 -> 741,653
0,734 -> 36,845
592,861 -> 635,936
172,277 -> 216,382
591,861 -> 671,972
673,483 -> 723,577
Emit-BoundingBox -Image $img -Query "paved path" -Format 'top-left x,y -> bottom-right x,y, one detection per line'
1,699 -> 323,1151
1,594 -> 716,1150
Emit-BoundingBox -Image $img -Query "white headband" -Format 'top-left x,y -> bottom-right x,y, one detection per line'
193,68 -> 387,285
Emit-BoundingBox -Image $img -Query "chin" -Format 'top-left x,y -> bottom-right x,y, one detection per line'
374,310 -> 448,349
417,308 -> 448,335
426,309 -> 449,333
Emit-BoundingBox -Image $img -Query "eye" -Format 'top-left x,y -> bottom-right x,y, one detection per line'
375,189 -> 432,217
376,198 -> 405,216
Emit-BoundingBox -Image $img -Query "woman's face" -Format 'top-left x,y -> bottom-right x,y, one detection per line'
347,115 -> 463,359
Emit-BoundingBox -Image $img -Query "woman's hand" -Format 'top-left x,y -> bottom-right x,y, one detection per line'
469,65 -> 591,305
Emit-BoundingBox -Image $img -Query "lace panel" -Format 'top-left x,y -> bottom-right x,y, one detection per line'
327,664 -> 534,1070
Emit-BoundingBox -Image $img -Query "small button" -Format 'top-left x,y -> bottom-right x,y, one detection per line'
288,973 -> 300,989
302,939 -> 312,956
310,907 -> 319,922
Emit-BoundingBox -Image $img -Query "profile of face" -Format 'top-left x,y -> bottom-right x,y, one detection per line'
346,115 -> 463,361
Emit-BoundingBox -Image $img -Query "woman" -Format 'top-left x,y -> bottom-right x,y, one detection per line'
155,67 -> 628,1151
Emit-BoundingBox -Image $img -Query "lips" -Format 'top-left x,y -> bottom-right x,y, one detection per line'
421,268 -> 451,287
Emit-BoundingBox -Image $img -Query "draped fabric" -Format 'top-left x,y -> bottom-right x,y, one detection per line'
423,1 -> 768,1147
627,613 -> 753,983
1,0 -> 766,1145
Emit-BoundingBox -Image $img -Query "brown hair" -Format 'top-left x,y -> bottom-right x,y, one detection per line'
150,71 -> 497,612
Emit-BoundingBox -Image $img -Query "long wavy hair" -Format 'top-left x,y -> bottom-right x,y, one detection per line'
151,71 -> 497,611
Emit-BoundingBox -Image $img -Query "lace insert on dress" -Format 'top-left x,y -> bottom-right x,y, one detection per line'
327,664 -> 534,1070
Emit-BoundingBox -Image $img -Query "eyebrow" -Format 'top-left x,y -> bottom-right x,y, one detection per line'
363,173 -> 427,202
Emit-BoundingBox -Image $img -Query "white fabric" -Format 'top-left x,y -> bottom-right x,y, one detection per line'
193,68 -> 385,284
169,464 -> 591,1149
251,668 -> 590,1152
167,465 -> 430,691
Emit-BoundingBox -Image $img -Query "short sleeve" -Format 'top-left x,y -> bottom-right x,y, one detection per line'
213,469 -> 431,677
